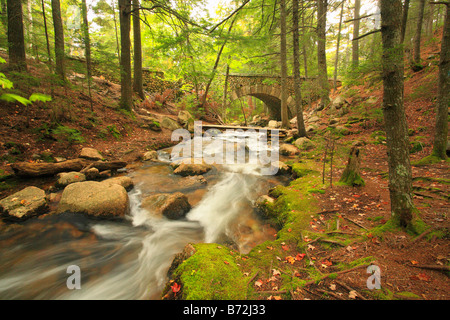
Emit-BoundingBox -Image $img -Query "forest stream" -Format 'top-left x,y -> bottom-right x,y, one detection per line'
0,129 -> 289,299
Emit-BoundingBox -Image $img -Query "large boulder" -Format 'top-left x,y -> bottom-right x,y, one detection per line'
142,150 -> 159,161
142,192 -> 191,220
173,163 -> 212,177
279,143 -> 300,156
293,137 -> 315,151
56,171 -> 86,188
177,110 -> 194,127
56,181 -> 129,219
161,117 -> 182,131
0,186 -> 48,221
79,147 -> 104,161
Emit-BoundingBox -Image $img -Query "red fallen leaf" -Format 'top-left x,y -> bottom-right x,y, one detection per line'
411,273 -> 431,282
281,245 -> 289,251
171,282 -> 181,295
352,194 -> 361,198
224,261 -> 229,265
321,259 -> 332,267
288,228 -> 292,232
295,253 -> 306,261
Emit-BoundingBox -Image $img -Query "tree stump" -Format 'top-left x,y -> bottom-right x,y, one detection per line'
339,146 -> 365,186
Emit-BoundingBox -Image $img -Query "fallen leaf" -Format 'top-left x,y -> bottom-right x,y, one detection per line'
286,256 -> 296,264
255,280 -> 263,288
224,261 -> 229,265
295,253 -> 306,261
272,269 -> 281,277
329,284 -> 336,291
349,290 -> 358,299
268,295 -> 282,300
281,245 -> 289,251
410,260 -> 419,265
171,282 -> 181,295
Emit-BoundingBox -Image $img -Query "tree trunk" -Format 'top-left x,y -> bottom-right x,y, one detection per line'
112,0 -> 121,63
119,0 -> 133,111
413,0 -> 426,65
11,159 -> 127,177
132,0 -> 144,99
317,0 -> 330,109
51,0 -> 65,81
222,63 -> 230,121
339,146 -> 365,186
81,0 -> 93,111
7,0 -> 27,70
334,0 -> 344,90
293,0 -> 306,136
380,0 -> 415,228
280,0 -> 290,129
400,0 -> 410,43
431,3 -> 449,159
352,0 -> 360,68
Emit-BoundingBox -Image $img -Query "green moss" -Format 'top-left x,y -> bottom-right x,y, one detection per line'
173,243 -> 248,300
412,154 -> 449,166
339,169 -> 365,187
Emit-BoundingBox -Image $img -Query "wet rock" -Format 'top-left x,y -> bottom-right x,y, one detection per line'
270,161 -> 291,175
101,176 -> 134,191
167,243 -> 197,277
268,120 -> 279,128
56,181 -> 129,219
56,171 -> 86,188
79,147 -> 103,161
142,150 -> 159,161
173,163 -> 212,177
142,192 -> 191,220
0,186 -> 48,221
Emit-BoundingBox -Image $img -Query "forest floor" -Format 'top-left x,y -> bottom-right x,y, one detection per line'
0,28 -> 449,300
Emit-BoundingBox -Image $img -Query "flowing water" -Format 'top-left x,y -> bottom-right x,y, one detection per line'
0,130 -> 289,299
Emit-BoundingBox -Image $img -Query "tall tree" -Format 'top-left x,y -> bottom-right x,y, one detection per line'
316,0 -> 330,109
133,0 -> 144,99
430,1 -> 449,160
352,0 -> 361,67
292,0 -> 306,136
380,0 -> 415,228
51,0 -> 65,81
413,0 -> 426,65
400,0 -> 410,43
119,0 -> 132,111
280,0 -> 290,128
81,0 -> 93,111
7,0 -> 27,70
334,0 -> 344,90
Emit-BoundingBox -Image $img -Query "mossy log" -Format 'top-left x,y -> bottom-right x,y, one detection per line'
339,146 -> 365,186
11,159 -> 127,177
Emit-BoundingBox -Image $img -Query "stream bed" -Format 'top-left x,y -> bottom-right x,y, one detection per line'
0,129 -> 290,299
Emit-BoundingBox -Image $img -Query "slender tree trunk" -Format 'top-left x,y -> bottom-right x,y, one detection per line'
51,0 -> 65,81
413,0 -> 426,64
317,0 -> 330,109
334,0 -> 344,90
7,0 -> 27,70
119,0 -> 133,111
293,0 -> 306,136
400,0 -> 410,43
81,0 -> 93,111
112,0 -> 121,64
380,0 -> 415,228
352,0 -> 360,68
133,0 -> 144,99
431,3 -> 449,159
1,0 -> 7,28
201,17 -> 236,109
222,63 -> 230,122
280,0 -> 290,128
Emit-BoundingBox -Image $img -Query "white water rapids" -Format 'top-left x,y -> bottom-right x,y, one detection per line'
0,130 -> 288,299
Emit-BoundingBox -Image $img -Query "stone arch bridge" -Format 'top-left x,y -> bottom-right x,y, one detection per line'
227,74 -> 340,120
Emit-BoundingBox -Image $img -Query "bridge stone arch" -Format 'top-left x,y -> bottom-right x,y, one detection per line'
229,84 -> 296,121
